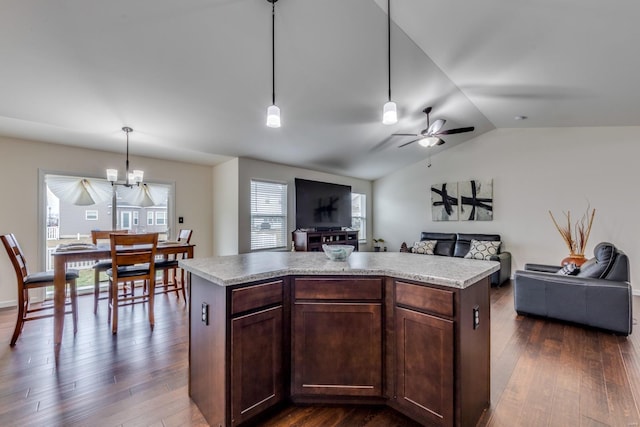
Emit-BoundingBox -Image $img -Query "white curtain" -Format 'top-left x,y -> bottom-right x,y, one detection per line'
45,176 -> 112,206
118,183 -> 169,207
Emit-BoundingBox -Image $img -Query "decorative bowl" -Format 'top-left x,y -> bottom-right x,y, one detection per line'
322,244 -> 354,261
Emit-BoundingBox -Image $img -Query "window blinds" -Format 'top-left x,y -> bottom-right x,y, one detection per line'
250,180 -> 288,251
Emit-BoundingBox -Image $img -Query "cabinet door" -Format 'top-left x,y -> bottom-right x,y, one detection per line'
395,307 -> 454,427
292,302 -> 382,396
231,306 -> 283,426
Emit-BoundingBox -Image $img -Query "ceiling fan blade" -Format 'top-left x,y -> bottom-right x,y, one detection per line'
437,126 -> 475,135
392,133 -> 419,137
398,138 -> 421,148
427,119 -> 446,135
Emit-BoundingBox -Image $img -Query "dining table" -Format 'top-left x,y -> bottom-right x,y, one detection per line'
51,241 -> 195,351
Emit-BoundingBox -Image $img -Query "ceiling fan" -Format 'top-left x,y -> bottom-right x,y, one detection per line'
393,107 -> 475,148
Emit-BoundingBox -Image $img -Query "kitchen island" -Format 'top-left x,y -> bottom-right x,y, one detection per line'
180,252 -> 499,427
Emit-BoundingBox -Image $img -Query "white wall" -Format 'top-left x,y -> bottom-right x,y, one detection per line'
0,136 -> 214,307
212,158 -> 239,256
374,127 -> 640,291
236,158 -> 373,254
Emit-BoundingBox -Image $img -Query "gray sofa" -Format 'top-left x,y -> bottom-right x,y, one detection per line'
513,242 -> 632,335
408,232 -> 512,287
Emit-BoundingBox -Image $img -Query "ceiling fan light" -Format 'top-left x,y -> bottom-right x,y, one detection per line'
382,101 -> 398,125
418,136 -> 440,147
266,104 -> 281,128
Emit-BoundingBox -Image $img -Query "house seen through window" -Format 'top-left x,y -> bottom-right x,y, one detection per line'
43,173 -> 173,293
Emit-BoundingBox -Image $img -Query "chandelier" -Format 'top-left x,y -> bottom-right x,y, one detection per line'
106,127 -> 144,187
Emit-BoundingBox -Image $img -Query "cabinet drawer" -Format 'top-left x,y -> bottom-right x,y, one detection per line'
231,280 -> 283,315
395,281 -> 454,317
295,277 -> 382,300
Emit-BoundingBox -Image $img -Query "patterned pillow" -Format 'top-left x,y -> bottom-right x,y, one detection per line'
464,240 -> 501,260
412,240 -> 436,255
557,263 -> 580,276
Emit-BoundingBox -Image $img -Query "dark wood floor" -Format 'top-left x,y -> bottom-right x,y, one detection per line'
0,283 -> 638,426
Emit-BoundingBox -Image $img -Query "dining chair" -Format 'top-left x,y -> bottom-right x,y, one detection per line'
1,233 -> 78,346
107,232 -> 158,334
155,229 -> 192,301
91,229 -> 129,314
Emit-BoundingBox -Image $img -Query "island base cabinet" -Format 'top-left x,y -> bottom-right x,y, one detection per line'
292,302 -> 382,397
231,306 -> 284,426
394,306 -> 454,427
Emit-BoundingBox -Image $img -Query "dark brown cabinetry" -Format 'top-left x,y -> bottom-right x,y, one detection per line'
292,277 -> 382,398
293,230 -> 359,252
231,306 -> 283,425
391,279 -> 490,427
230,281 -> 285,426
189,277 -> 286,427
189,272 -> 490,427
395,307 -> 454,425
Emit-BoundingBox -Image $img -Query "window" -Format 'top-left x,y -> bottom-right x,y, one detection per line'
85,210 -> 98,221
42,172 -> 174,287
147,211 -> 154,225
250,180 -> 287,251
351,193 -> 366,241
121,211 -> 131,229
156,211 -> 166,225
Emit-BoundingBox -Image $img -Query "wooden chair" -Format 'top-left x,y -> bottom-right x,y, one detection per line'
91,229 -> 129,314
155,229 -> 192,301
107,233 -> 158,334
1,233 -> 78,346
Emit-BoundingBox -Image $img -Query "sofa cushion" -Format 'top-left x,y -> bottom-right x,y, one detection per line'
464,239 -> 501,260
454,233 -> 501,258
420,232 -> 456,256
412,240 -> 436,255
577,242 -> 616,279
557,263 -> 580,276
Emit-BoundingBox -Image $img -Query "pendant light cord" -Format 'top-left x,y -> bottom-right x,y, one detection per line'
271,1 -> 276,105
125,128 -> 130,183
387,0 -> 391,102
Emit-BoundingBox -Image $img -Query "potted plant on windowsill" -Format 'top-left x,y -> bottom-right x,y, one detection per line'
373,238 -> 386,252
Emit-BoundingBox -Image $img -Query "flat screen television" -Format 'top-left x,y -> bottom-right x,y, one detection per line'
295,178 -> 352,231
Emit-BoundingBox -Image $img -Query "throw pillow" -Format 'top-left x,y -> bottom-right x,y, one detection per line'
557,263 -> 580,276
464,239 -> 501,260
412,240 -> 436,255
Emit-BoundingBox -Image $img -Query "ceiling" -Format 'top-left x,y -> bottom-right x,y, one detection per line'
2,0 -> 639,180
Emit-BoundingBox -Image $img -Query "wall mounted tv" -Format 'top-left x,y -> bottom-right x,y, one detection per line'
295,178 -> 352,231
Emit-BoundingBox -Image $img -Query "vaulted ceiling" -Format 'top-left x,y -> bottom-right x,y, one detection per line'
2,0 -> 639,180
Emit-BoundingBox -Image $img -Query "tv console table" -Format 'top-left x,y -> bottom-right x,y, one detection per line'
293,229 -> 359,252
180,252 -> 498,427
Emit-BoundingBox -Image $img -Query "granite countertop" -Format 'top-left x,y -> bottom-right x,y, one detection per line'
179,252 -> 499,289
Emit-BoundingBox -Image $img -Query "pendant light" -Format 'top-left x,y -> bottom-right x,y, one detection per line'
382,0 -> 397,125
106,127 -> 144,187
266,0 -> 281,128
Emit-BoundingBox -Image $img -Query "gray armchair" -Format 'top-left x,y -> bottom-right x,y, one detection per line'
514,242 -> 632,335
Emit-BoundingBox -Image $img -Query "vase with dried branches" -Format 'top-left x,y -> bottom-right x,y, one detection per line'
549,206 -> 596,266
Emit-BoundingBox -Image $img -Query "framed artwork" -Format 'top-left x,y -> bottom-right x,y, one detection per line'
459,179 -> 493,221
431,182 -> 458,221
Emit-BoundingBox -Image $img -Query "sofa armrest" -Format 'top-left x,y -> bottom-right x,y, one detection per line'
524,263 -> 562,273
489,251 -> 511,286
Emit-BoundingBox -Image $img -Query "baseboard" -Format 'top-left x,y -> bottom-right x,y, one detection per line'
0,300 -> 17,309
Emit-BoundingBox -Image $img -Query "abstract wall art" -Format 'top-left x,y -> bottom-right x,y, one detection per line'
459,179 -> 493,221
431,182 -> 458,221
